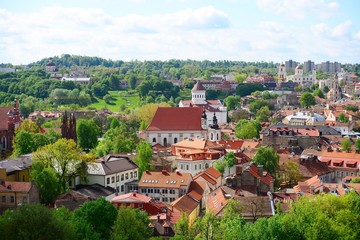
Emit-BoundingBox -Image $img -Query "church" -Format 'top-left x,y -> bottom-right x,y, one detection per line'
138,107 -> 222,147
0,100 -> 22,153
179,81 -> 227,126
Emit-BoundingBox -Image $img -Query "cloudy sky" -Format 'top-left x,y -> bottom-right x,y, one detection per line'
1,0 -> 359,64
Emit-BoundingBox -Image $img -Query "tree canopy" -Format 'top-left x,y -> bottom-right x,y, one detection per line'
252,146 -> 280,175
299,92 -> 316,108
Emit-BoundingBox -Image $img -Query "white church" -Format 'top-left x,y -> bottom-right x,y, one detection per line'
278,64 -> 316,86
179,81 -> 227,126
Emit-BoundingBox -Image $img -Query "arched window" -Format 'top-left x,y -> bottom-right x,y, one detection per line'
163,138 -> 167,146
216,133 -> 219,140
205,163 -> 209,169
174,137 -> 178,144
210,133 -> 214,140
152,138 -> 156,143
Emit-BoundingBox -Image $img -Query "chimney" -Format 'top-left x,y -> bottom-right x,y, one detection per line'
157,214 -> 160,223
133,190 -> 137,197
145,170 -> 150,174
161,170 -> 167,175
176,170 -> 182,176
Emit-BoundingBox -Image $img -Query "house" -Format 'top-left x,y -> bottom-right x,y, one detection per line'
206,187 -> 231,216
0,180 -> 39,212
139,107 -> 208,146
233,195 -> 275,222
282,111 -> 326,126
85,155 -> 138,194
318,150 -> 360,181
0,99 -> 22,152
225,163 -> 274,195
193,167 -> 222,190
170,194 -> 200,225
54,191 -> 90,211
111,192 -> 178,237
0,154 -> 32,182
286,64 -> 316,86
293,175 -> 324,195
61,77 -> 91,85
138,170 -> 192,202
187,180 -> 210,210
172,138 -> 225,175
179,81 -> 227,125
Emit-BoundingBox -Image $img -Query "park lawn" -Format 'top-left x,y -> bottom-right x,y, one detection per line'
84,91 -> 140,113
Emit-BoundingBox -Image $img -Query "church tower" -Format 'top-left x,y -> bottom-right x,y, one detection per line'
191,81 -> 207,105
278,63 -> 286,80
208,113 -> 221,142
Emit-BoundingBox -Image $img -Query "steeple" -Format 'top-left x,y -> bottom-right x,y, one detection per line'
191,81 -> 207,105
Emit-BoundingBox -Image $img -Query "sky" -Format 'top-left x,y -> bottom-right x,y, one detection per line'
0,0 -> 359,65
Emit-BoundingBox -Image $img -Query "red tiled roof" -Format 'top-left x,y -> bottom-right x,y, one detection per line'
111,192 -> 151,203
171,195 -> 199,215
147,107 -> 203,131
207,187 -> 228,216
139,170 -> 192,189
0,107 -> 12,130
194,172 -> 217,186
188,181 -> 206,201
204,167 -> 222,179
0,181 -> 32,192
192,81 -> 206,91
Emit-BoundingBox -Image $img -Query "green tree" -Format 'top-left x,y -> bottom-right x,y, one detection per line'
224,151 -> 237,176
313,88 -> 325,98
356,138 -> 360,151
30,161 -> 61,204
299,92 -> 316,108
341,138 -> 352,152
280,161 -> 302,187
112,206 -> 152,240
32,138 -> 94,192
224,96 -> 240,111
235,120 -> 261,139
77,119 -> 99,150
338,113 -> 349,123
252,146 -> 280,175
214,159 -> 227,177
15,119 -> 40,134
174,212 -> 194,240
136,141 -> 153,178
255,106 -> 270,122
13,131 -> 36,155
249,99 -> 270,115
0,204 -> 73,240
193,212 -> 221,240
345,104 -> 359,112
74,198 -> 117,240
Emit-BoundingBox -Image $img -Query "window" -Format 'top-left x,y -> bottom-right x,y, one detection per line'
174,137 -> 178,143
162,197 -> 168,202
162,189 -> 168,194
116,186 -> 120,193
205,163 -> 209,168
2,196 -> 5,203
195,165 -> 197,171
199,164 -> 202,170
181,164 -> 184,170
10,196 -> 14,203
134,171 -> 137,178
169,198 -> 175,202
22,197 -> 27,203
186,165 -> 189,170
121,185 -> 124,192
125,173 -> 129,180
107,178 -> 110,184
169,189 -> 175,194
116,175 -> 119,182
139,203 -> 143,208
155,189 -> 160,193
165,227 -> 169,234
141,189 -> 146,193
112,176 -> 115,183
130,172 -> 133,179
121,174 -> 124,181
152,138 -> 156,142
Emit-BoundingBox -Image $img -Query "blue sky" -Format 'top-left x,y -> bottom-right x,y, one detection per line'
1,0 -> 359,64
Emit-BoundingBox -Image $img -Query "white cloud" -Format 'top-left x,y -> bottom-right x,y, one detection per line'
311,20 -> 352,38
256,0 -> 340,19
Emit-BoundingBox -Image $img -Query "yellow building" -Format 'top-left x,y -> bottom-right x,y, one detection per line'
0,180 -> 39,210
0,154 -> 32,182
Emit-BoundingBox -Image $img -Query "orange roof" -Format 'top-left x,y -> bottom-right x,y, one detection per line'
0,181 -> 32,192
194,172 -> 217,186
171,195 -> 199,215
207,187 -> 228,215
320,150 -> 360,160
139,170 -> 192,189
192,81 -> 206,91
188,181 -> 207,201
204,167 -> 222,179
111,192 -> 151,203
147,107 -> 203,131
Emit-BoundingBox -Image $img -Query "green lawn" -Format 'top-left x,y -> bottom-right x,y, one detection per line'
84,91 -> 140,113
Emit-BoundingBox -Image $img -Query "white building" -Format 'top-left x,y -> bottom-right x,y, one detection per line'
85,155 -> 138,194
282,111 -> 326,126
61,77 -> 91,85
286,64 -> 316,86
179,81 -> 227,125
